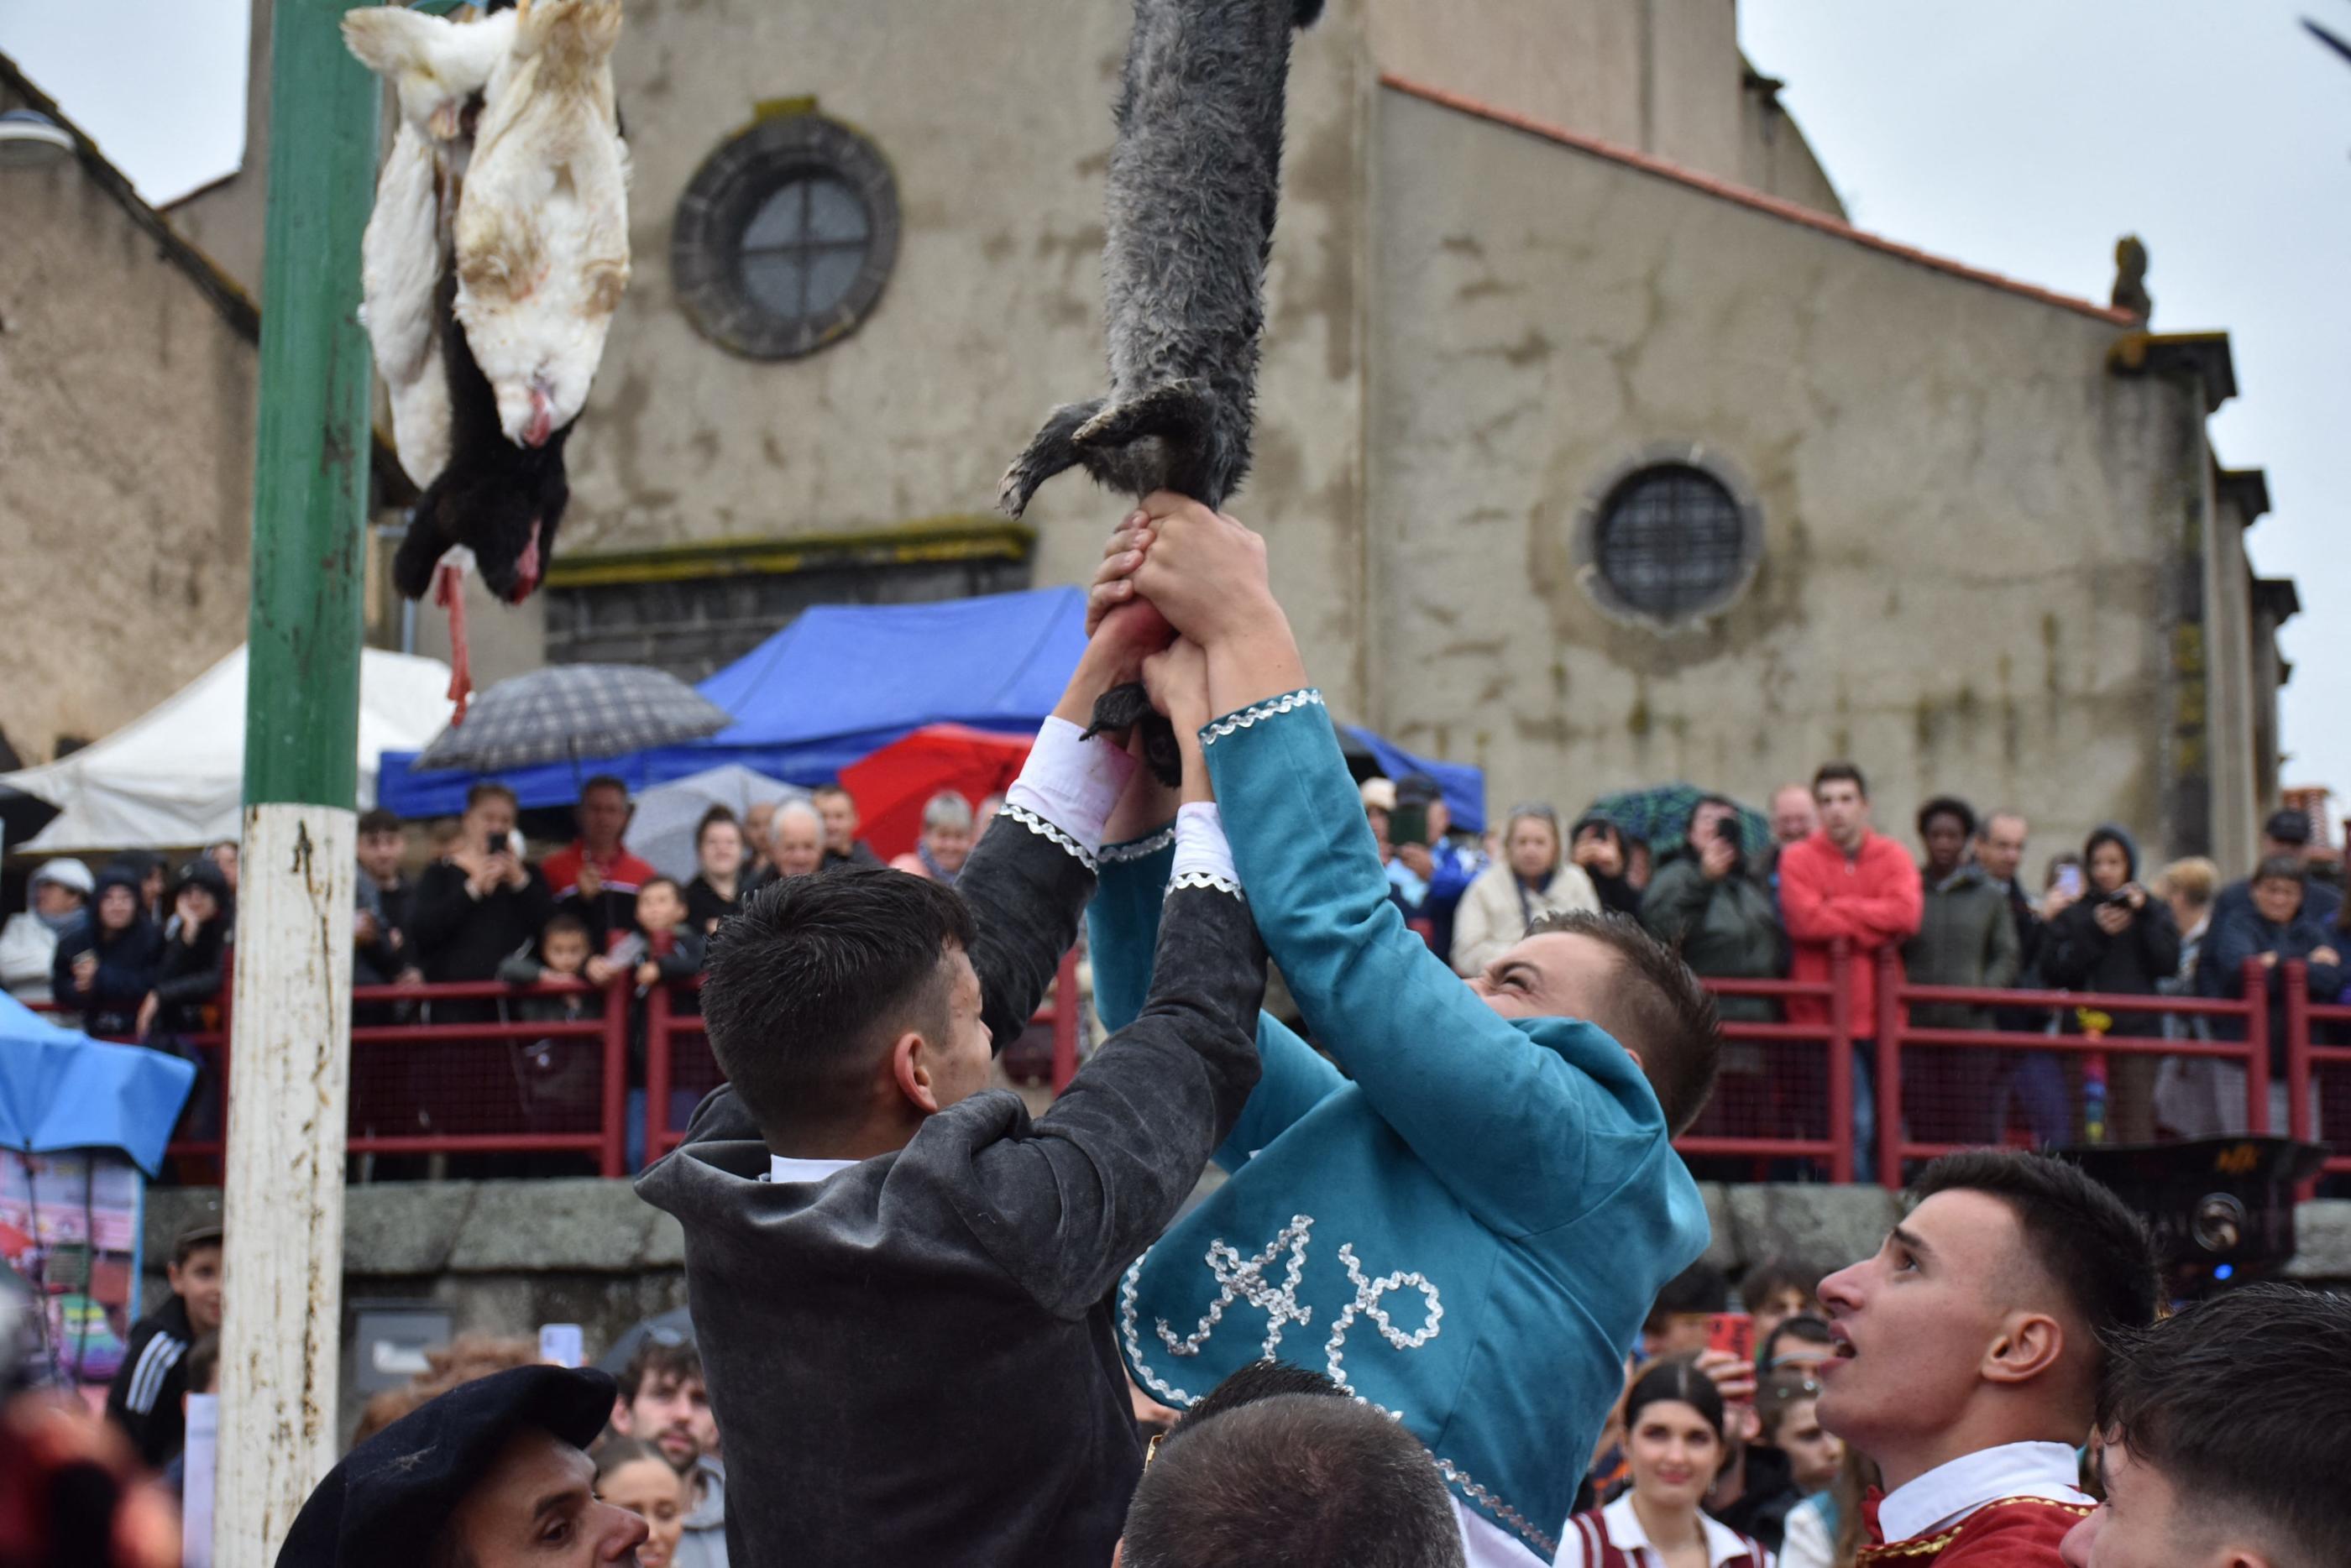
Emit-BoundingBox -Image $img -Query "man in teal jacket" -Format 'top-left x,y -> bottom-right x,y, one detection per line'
1089,497 -> 1719,1566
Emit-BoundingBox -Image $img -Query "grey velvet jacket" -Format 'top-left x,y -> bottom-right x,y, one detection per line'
636,812 -> 1265,1568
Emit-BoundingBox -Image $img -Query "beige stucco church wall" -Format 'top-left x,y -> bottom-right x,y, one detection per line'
1360,86 -> 2214,865
0,129 -> 256,766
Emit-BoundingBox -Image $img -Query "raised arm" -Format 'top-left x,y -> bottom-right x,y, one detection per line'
953,604 -> 1161,1051
1129,498 -> 1652,1234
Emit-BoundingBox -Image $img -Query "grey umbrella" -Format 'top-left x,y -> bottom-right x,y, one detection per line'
413,664 -> 735,773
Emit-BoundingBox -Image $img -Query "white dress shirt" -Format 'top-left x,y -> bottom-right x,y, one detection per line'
1875,1440 -> 2090,1545
1551,1493 -> 1771,1567
767,1154 -> 856,1184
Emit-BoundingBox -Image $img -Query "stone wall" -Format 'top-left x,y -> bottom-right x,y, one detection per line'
0,85 -> 257,766
144,1180 -> 2351,1449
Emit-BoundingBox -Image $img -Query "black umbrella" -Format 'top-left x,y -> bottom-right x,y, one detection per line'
413,664 -> 734,773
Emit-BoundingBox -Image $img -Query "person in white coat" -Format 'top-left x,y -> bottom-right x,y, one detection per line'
1452,805 -> 1600,977
1,859 -> 92,1005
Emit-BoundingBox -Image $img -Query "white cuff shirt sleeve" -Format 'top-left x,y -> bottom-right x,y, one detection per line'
1168,802 -> 1243,897
1002,715 -> 1139,863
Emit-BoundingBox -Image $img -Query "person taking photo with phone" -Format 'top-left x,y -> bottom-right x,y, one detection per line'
2040,826 -> 2180,1144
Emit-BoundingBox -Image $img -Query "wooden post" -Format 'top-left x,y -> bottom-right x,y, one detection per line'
216,0 -> 378,1558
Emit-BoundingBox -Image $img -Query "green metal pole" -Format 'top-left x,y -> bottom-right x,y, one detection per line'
218,0 -> 377,1559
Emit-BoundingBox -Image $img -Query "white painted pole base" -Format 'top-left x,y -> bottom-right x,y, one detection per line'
217,802 -> 355,1565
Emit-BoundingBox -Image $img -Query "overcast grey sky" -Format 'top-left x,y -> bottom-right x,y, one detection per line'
6,0 -> 2343,822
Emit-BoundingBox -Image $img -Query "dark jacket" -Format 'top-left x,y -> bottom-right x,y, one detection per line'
1904,864 -> 2023,1030
353,869 -> 414,989
105,1293 -> 195,1468
683,873 -> 741,938
1640,852 -> 1783,1024
150,915 -> 228,1037
2201,900 -> 2345,1069
1992,874 -> 2053,1033
50,868 -> 163,1037
820,840 -> 883,872
636,815 -> 1266,1568
406,860 -> 556,1022
1571,816 -> 1644,918
2041,827 -> 2181,1036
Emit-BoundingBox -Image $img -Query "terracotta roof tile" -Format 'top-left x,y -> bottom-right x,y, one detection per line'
1380,72 -> 2138,327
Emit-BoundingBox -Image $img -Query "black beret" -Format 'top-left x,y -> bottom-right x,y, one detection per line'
275,1365 -> 616,1568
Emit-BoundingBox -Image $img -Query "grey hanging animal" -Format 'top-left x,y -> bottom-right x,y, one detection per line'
1001,0 -> 1323,775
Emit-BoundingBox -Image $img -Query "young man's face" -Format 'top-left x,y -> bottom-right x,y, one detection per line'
358,828 -> 406,884
636,885 -> 685,933
441,1429 -> 649,1567
467,793 -> 520,844
615,1371 -> 717,1472
1922,814 -> 1970,878
1814,781 -> 1868,849
1774,1396 -> 1844,1493
815,792 -> 859,855
542,929 -> 591,976
2060,1439 -> 2248,1568
1814,1191 -> 2025,1466
1467,931 -> 1620,1028
169,1244 -> 224,1337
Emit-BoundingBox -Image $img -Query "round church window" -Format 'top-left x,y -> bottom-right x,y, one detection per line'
673,111 -> 899,360
1575,448 -> 1762,627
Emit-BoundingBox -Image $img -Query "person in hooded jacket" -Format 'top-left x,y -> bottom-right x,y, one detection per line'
2,860 -> 92,1005
136,860 -> 231,1040
1570,813 -> 1646,918
2041,824 -> 2181,1144
50,865 -> 164,1037
1903,797 -> 2022,1145
1641,797 -> 1783,1026
2199,855 -> 2343,1132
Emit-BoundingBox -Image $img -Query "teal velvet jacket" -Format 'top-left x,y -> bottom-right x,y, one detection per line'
1094,691 -> 1709,1561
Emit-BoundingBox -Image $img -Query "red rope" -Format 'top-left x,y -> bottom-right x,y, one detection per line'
434,560 -> 472,725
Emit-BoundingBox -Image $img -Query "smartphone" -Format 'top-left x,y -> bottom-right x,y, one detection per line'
1705,1311 -> 1755,1365
1389,802 -> 1430,849
2055,864 -> 2084,900
1716,817 -> 1741,846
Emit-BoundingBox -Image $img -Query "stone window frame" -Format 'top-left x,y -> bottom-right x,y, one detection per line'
672,108 -> 900,361
1571,442 -> 1764,630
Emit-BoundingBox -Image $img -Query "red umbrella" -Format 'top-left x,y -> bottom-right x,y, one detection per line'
840,724 -> 1034,863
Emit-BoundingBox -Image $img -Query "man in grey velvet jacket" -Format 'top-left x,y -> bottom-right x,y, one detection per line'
636,613 -> 1265,1568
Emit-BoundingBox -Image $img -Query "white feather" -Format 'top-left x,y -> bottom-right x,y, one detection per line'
362,118 -> 451,483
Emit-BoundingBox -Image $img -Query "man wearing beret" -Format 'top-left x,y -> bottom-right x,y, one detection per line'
277,1365 -> 649,1567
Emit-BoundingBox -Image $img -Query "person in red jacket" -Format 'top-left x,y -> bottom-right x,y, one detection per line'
538,775 -> 658,950
1816,1150 -> 2159,1567
1777,764 -> 1922,1168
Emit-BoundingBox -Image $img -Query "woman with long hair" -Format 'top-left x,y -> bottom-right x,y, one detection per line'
1450,803 -> 1600,977
1558,1358 -> 1771,1567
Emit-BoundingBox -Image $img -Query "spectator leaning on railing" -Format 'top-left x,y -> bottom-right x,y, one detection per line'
1642,796 -> 1784,1027
542,775 -> 658,948
407,781 -> 554,1014
2201,854 -> 2343,1133
49,864 -> 160,1037
683,807 -> 746,937
1903,796 -> 2021,1145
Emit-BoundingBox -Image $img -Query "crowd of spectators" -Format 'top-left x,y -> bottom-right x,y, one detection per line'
1357,764 -> 2347,1152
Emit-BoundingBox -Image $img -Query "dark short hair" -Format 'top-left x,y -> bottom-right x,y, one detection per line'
1915,795 -> 1977,839
186,1331 -> 221,1396
1762,1314 -> 1833,1369
1626,1356 -> 1728,1446
618,1335 -> 703,1405
1912,1151 -> 2158,1402
701,868 -> 976,1140
638,875 -> 685,902
541,911 -> 591,943
1123,1362 -> 1466,1568
1525,909 -> 1722,1135
2253,854 -> 2308,887
810,783 -> 853,803
172,1222 -> 223,1267
2097,1283 -> 2351,1565
1741,1257 -> 1823,1313
2262,808 -> 2312,846
1812,762 -> 1867,797
580,775 -> 628,804
358,808 -> 403,837
1646,1261 -> 1731,1330
464,781 -> 517,812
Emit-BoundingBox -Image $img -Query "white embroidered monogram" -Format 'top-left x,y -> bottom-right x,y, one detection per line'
1322,1243 -> 1443,1395
1199,688 -> 1325,745
998,802 -> 1095,872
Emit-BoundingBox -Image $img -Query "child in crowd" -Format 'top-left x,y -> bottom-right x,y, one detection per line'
500,911 -> 605,1131
610,878 -> 705,1170
105,1220 -> 223,1468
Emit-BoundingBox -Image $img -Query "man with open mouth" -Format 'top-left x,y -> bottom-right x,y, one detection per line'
1812,1150 -> 2159,1565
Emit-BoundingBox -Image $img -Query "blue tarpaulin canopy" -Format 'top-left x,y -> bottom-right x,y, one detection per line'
374,585 -> 1492,830
376,587 -> 1092,818
0,996 -> 196,1178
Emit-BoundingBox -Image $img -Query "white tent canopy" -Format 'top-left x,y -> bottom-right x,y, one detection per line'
1,646 -> 454,854
628,765 -> 809,883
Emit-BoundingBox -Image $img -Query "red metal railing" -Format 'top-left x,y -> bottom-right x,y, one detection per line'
29,946 -> 2338,1187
